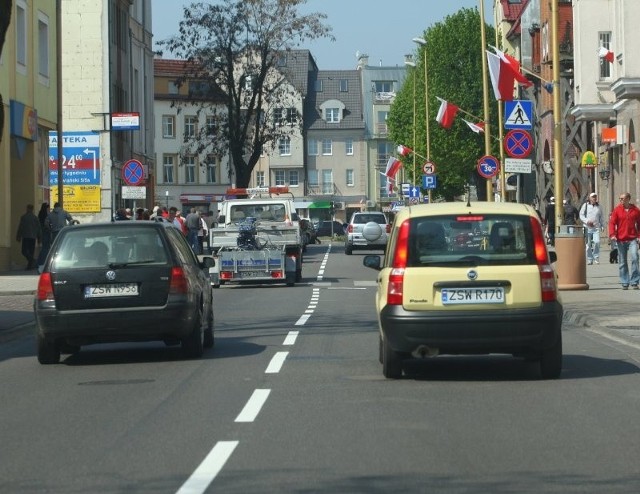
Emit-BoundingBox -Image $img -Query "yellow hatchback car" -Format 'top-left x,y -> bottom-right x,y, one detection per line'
363,202 -> 563,380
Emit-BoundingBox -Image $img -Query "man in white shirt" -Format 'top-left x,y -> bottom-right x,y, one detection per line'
579,192 -> 604,264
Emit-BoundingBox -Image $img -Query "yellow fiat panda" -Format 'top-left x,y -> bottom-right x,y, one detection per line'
363,201 -> 563,380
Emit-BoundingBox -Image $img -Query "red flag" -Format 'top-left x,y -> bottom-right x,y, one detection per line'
435,97 -> 459,129
397,144 -> 412,157
599,46 -> 614,63
463,119 -> 485,134
500,50 -> 533,88
385,156 -> 402,178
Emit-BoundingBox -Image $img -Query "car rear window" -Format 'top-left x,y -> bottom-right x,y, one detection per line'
353,214 -> 387,225
406,214 -> 536,267
51,226 -> 170,270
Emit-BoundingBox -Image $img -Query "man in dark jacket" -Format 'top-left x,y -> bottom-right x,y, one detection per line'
45,202 -> 73,241
562,199 -> 579,226
16,204 -> 42,270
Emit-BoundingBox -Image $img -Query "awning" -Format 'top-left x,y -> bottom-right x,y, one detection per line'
293,200 -> 331,210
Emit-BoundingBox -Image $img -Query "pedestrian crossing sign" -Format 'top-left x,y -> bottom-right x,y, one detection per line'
504,100 -> 533,130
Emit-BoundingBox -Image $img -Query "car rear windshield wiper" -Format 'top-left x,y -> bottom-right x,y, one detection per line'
108,260 -> 159,269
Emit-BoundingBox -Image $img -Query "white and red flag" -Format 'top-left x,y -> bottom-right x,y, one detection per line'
435,97 -> 459,129
463,119 -> 485,134
384,156 -> 402,179
397,144 -> 412,157
599,46 -> 614,63
486,47 -> 532,101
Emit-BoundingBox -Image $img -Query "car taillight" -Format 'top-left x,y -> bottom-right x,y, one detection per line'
387,219 -> 410,305
385,224 -> 391,234
347,224 -> 353,233
169,267 -> 189,294
530,216 -> 557,302
37,273 -> 54,301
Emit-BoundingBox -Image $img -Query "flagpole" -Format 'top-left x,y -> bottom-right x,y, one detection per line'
551,0 -> 564,231
495,17 -> 506,202
405,61 -> 418,187
479,0 -> 493,202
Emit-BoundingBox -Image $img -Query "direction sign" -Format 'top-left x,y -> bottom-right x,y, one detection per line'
422,161 -> 436,175
422,175 -> 437,189
408,185 -> 421,198
49,131 -> 101,185
122,159 -> 144,186
504,129 -> 533,159
504,100 -> 533,130
477,155 -> 500,179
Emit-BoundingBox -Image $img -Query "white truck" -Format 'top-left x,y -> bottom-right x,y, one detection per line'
208,187 -> 304,287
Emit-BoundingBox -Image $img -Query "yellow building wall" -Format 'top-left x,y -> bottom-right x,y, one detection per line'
0,0 -> 58,271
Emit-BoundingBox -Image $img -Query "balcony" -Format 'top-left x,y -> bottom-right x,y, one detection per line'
307,184 -> 340,196
375,123 -> 389,137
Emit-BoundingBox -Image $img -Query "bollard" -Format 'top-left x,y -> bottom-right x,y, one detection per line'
554,225 -> 589,290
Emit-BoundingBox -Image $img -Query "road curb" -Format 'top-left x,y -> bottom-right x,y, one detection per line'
0,291 -> 35,297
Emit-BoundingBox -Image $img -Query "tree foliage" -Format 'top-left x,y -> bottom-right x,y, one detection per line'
157,0 -> 333,188
0,0 -> 12,144
388,8 -> 497,201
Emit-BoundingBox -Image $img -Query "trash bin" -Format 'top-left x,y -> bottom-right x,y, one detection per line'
554,225 -> 588,290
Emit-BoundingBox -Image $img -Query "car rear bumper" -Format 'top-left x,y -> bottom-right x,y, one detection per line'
35,301 -> 196,344
379,302 -> 563,354
347,236 -> 387,248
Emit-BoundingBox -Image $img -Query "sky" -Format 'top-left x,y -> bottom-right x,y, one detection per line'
152,0 -> 495,70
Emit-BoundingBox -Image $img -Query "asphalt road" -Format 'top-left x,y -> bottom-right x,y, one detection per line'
1,243 -> 640,493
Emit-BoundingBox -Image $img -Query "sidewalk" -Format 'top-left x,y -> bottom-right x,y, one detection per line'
0,247 -> 639,348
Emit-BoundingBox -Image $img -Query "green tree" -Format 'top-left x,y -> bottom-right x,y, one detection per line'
0,0 -> 12,144
157,0 -> 333,188
388,7 -> 497,201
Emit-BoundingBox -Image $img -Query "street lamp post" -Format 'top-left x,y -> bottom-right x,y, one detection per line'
405,60 -> 417,186
412,36 -> 430,201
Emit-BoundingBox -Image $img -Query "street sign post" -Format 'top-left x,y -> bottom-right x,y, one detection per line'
422,175 -> 437,189
122,159 -> 145,186
477,155 -> 500,179
504,100 -> 533,130
504,129 -> 533,159
422,161 -> 436,175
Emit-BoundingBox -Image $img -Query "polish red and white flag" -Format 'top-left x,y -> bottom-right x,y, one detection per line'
486,47 -> 532,101
463,119 -> 485,134
435,97 -> 459,129
599,46 -> 614,63
397,144 -> 412,157
384,156 -> 402,179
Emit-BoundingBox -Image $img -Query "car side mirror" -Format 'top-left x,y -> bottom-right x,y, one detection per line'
549,251 -> 557,263
218,215 -> 225,223
201,257 -> 215,269
291,212 -> 299,221
363,255 -> 382,271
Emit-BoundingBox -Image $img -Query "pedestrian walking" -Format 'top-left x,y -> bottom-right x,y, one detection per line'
544,196 -> 556,245
36,202 -> 51,271
185,207 -> 201,254
198,215 -> 209,254
45,202 -> 73,242
579,192 -> 604,265
608,192 -> 640,290
562,199 -> 579,226
16,204 -> 42,270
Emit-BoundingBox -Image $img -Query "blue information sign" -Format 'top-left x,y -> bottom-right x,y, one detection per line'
422,175 -> 437,189
504,100 -> 533,130
48,131 -> 101,185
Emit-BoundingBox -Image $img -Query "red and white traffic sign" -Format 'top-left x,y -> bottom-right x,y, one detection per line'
422,161 -> 436,175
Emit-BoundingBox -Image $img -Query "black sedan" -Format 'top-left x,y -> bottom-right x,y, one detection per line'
34,221 -> 215,364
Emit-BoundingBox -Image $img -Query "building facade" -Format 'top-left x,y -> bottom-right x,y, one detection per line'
0,0 -> 57,270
